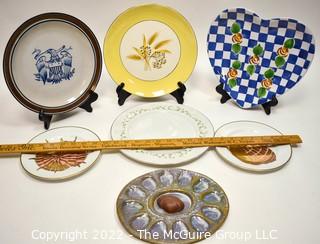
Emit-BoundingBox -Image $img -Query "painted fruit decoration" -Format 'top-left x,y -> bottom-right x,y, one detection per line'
231,22 -> 242,54
257,68 -> 275,97
247,44 -> 264,76
275,38 -> 295,68
227,60 -> 241,88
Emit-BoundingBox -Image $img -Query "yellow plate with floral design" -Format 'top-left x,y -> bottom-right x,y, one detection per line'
104,4 -> 197,97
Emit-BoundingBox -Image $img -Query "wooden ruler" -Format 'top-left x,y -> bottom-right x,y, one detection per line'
0,135 -> 302,155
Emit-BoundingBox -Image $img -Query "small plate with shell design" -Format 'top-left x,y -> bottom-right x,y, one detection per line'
215,121 -> 292,172
3,12 -> 102,114
20,126 -> 101,181
117,169 -> 229,244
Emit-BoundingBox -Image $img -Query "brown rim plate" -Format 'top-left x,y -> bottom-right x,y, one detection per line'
3,12 -> 102,114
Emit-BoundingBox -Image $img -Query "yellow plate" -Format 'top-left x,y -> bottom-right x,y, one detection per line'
104,4 -> 197,97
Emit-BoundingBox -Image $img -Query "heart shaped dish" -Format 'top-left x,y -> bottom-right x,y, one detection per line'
207,8 -> 315,109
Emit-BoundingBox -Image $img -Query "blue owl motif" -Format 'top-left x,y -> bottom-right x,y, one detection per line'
32,45 -> 75,84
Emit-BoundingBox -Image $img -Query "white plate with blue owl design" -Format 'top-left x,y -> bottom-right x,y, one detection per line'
207,8 -> 315,108
3,13 -> 102,114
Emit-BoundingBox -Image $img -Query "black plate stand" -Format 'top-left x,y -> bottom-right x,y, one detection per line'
38,91 -> 98,130
116,83 -> 132,106
79,91 -> 98,112
216,83 -> 278,115
216,83 -> 231,104
116,82 -> 186,105
38,110 -> 52,130
261,96 -> 278,115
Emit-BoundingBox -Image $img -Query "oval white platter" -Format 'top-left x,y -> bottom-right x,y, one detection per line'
111,102 -> 214,165
215,121 -> 292,172
21,126 -> 101,181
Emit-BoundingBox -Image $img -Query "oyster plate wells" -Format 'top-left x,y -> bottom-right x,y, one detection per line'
117,169 -> 229,244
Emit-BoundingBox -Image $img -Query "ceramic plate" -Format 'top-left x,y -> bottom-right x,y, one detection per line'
21,126 -> 101,181
207,8 -> 315,108
117,169 -> 229,244
111,102 -> 214,165
104,4 -> 197,97
215,121 -> 292,172
3,13 -> 102,114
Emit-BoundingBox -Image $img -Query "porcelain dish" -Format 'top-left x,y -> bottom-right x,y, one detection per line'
207,8 -> 315,108
104,4 -> 197,97
215,121 -> 292,172
21,126 -> 101,181
3,13 -> 102,114
117,168 -> 229,243
111,102 -> 214,165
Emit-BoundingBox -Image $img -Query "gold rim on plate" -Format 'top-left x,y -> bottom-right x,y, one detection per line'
214,120 -> 293,173
20,126 -> 101,181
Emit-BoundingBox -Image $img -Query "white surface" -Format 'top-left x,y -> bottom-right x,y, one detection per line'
215,121 -> 292,172
120,20 -> 181,81
111,102 -> 214,165
12,20 -> 95,107
21,126 -> 101,181
0,0 -> 319,243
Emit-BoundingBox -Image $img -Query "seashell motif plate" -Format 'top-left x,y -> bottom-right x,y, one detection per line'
3,13 -> 102,114
104,4 -> 197,97
117,169 -> 229,244
21,126 -> 101,181
111,102 -> 214,165
207,8 -> 315,108
215,121 -> 292,172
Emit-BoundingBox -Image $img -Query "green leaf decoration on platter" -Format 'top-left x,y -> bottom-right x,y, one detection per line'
231,22 -> 241,34
264,68 -> 275,79
284,38 -> 295,49
232,43 -> 241,54
253,44 -> 264,56
232,60 -> 241,70
246,64 -> 255,76
257,87 -> 267,98
228,78 -> 237,88
275,56 -> 286,68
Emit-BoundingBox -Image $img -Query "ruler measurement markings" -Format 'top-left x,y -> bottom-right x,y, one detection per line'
0,135 -> 302,155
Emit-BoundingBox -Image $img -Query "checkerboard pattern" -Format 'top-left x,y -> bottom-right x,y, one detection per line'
207,8 -> 315,108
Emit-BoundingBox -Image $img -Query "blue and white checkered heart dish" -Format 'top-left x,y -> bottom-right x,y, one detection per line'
207,8 -> 315,109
